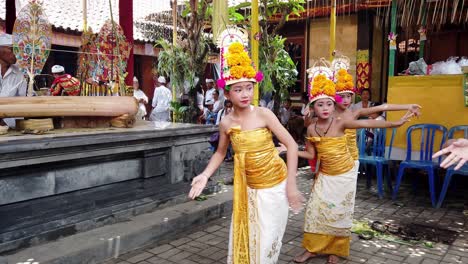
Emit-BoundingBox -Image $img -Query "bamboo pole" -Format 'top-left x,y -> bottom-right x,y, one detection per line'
251,0 -> 259,106
329,0 -> 337,61
172,0 -> 177,121
419,1 -> 427,59
388,0 -> 397,77
0,97 -> 139,117
83,0 -> 87,33
213,0 -> 228,42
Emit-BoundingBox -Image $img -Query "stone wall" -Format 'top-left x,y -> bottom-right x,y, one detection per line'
0,123 -> 217,254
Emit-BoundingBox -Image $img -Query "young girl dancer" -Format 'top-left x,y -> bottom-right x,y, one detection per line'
334,69 -> 421,162
287,74 -> 414,264
188,42 -> 303,264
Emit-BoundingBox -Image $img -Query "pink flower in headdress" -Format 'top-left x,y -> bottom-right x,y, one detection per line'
217,78 -> 226,89
255,71 -> 264,82
334,94 -> 343,104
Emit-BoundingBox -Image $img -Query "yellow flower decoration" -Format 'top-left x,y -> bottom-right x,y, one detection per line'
336,82 -> 346,91
337,69 -> 348,76
310,74 -> 335,98
230,65 -> 244,79
244,66 -> 256,78
335,69 -> 354,93
228,42 -> 245,54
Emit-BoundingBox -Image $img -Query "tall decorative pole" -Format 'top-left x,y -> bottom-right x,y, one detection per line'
418,2 -> 427,59
251,0 -> 260,106
82,0 -> 87,33
172,0 -> 177,121
213,0 -> 228,42
388,0 -> 397,77
329,0 -> 337,61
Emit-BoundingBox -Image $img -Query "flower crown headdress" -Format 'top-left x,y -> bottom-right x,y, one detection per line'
309,73 -> 336,103
335,69 -> 355,95
216,27 -> 263,90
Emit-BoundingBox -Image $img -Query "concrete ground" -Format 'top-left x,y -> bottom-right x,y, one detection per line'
103,164 -> 468,264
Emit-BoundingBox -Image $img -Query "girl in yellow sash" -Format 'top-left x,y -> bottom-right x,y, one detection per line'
287,74 -> 414,264
188,42 -> 304,264
333,69 -> 421,164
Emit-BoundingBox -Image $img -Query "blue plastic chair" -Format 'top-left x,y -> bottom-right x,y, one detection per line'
358,128 -> 396,198
436,125 -> 468,208
392,124 -> 448,207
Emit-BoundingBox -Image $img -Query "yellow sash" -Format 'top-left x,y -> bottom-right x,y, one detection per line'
307,136 -> 354,175
229,127 -> 287,264
345,129 -> 359,160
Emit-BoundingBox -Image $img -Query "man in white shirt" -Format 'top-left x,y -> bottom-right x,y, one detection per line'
0,34 -> 27,129
204,79 -> 216,105
132,76 -> 148,120
149,76 -> 172,122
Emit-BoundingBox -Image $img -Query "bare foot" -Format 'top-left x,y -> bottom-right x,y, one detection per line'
327,255 -> 340,264
293,250 -> 317,263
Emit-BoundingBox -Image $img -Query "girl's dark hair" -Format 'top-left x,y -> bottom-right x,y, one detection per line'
224,100 -> 232,107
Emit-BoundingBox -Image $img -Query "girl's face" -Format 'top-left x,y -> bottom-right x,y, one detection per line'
339,93 -> 353,108
313,98 -> 335,119
133,81 -> 139,90
226,81 -> 254,109
213,91 -> 219,100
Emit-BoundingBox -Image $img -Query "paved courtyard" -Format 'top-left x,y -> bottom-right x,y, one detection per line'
103,165 -> 468,264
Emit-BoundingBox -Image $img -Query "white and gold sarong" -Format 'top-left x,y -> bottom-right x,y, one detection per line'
303,136 -> 358,257
226,127 -> 289,264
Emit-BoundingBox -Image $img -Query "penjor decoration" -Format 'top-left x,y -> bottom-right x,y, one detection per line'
12,0 -> 52,96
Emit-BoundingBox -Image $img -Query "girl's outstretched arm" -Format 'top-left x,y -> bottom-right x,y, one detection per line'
355,104 -> 421,118
189,121 -> 230,199
344,111 -> 414,129
261,108 -> 304,213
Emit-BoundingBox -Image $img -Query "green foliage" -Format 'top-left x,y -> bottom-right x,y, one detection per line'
169,100 -> 189,123
156,39 -> 195,98
259,35 -> 298,95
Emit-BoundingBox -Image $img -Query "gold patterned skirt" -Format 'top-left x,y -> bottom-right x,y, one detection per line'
302,161 -> 359,257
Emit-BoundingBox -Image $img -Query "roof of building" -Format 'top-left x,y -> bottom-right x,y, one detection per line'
0,0 -> 174,42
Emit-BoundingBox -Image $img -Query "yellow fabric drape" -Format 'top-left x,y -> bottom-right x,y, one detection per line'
307,136 -> 354,175
303,233 -> 350,257
229,127 -> 287,264
345,129 -> 359,161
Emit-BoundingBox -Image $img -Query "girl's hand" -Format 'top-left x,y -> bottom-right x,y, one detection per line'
287,186 -> 305,214
188,174 -> 209,199
408,104 -> 422,117
394,111 -> 414,127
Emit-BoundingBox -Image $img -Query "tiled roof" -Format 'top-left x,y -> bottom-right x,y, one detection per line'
0,0 -> 173,42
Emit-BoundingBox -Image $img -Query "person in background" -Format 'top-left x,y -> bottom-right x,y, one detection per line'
149,76 -> 172,122
279,99 -> 292,127
367,102 -> 385,121
132,76 -> 148,120
215,99 -> 233,125
50,65 -> 81,96
352,89 -> 373,112
0,33 -> 27,129
204,79 -> 216,105
212,89 -> 223,114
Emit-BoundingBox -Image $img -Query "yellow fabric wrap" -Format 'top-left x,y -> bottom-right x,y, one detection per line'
302,233 -> 350,257
307,136 -> 354,175
229,127 -> 287,264
345,129 -> 359,160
